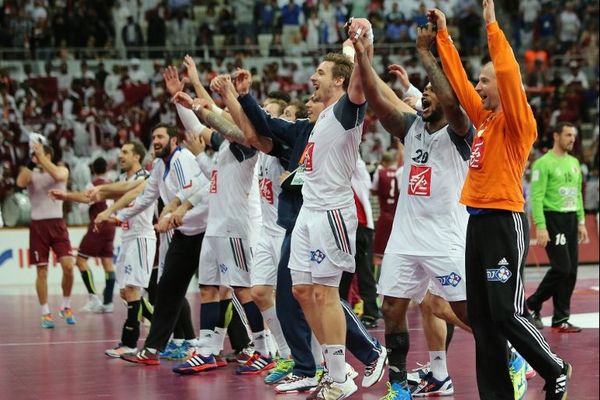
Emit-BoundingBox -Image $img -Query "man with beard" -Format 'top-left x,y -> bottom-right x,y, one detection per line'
354,23 -> 473,398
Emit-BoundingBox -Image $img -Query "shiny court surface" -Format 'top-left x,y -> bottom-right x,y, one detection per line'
0,266 -> 597,400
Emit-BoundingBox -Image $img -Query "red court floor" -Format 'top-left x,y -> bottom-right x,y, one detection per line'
1,266 -> 597,400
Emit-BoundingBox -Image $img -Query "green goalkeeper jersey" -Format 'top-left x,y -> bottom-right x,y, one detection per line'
530,150 -> 584,229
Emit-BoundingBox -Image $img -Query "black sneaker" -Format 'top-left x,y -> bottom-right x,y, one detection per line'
544,362 -> 572,400
361,316 -> 378,329
530,310 -> 544,329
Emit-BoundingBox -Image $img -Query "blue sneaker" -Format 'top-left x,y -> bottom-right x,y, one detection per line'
59,308 -> 76,325
264,358 -> 294,384
41,313 -> 55,329
159,341 -> 179,359
410,372 -> 454,397
509,351 -> 528,400
381,381 -> 412,400
172,354 -> 217,374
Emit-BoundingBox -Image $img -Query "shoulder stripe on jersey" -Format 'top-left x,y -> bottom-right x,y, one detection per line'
327,210 -> 351,253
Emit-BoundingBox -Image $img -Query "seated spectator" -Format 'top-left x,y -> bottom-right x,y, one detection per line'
563,60 -> 590,89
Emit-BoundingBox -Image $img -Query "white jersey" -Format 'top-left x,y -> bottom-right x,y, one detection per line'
206,134 -> 259,238
257,153 -> 285,236
28,170 -> 66,220
386,117 -> 472,256
301,94 -> 366,210
118,169 -> 155,241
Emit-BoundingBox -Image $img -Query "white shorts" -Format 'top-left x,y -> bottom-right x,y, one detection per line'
251,230 -> 285,287
198,236 -> 252,288
116,237 -> 157,289
289,206 -> 357,282
377,252 -> 466,303
157,230 -> 173,282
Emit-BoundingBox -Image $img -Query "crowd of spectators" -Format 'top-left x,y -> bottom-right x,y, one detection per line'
0,0 -> 598,224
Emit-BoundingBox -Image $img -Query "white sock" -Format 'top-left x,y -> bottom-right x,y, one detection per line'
311,334 -> 324,366
261,307 -> 291,358
252,330 -> 268,355
172,338 -> 184,346
429,351 -> 448,380
324,344 -> 346,383
214,327 -> 227,354
198,329 -> 215,357
62,297 -> 71,309
41,304 -> 50,315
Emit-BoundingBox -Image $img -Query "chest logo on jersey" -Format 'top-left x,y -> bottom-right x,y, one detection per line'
469,135 -> 485,169
210,170 -> 218,193
408,165 -> 432,197
300,142 -> 315,172
259,178 -> 274,204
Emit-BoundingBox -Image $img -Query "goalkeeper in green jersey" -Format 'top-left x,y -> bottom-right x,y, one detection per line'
526,122 -> 589,333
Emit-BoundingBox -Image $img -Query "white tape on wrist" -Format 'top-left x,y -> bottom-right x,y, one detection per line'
343,45 -> 356,60
211,104 -> 223,115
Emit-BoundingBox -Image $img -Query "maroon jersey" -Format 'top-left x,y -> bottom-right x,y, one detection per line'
373,166 -> 399,216
88,176 -> 112,221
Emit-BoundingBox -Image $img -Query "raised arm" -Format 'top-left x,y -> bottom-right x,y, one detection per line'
416,23 -> 470,136
48,189 -> 92,204
432,8 -> 487,127
32,143 -> 68,183
483,0 -> 536,142
182,54 -> 216,107
353,30 -> 415,139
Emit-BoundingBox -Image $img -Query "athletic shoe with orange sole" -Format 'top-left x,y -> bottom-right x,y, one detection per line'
121,348 -> 160,365
172,354 -> 218,375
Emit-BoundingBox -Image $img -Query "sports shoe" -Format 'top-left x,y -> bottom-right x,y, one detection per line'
543,362 -> 571,400
551,321 -> 582,333
530,311 -> 544,330
525,362 -> 537,380
509,351 -> 528,400
59,308 -> 76,325
101,303 -> 114,313
310,374 -> 357,400
236,352 -> 276,375
106,343 -> 137,358
81,296 -> 103,313
381,381 -> 412,400
274,374 -> 319,394
407,362 -> 430,386
264,358 -> 294,384
361,316 -> 379,329
121,348 -> 160,365
41,313 -> 54,329
362,345 -> 388,387
411,372 -> 454,397
172,354 -> 217,375
160,341 -> 187,360
236,345 -> 256,365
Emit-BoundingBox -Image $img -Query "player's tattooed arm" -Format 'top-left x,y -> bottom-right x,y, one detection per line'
416,23 -> 470,136
205,110 -> 247,145
379,109 -> 413,139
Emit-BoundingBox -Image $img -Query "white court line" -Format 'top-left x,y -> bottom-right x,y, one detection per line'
0,339 -> 121,347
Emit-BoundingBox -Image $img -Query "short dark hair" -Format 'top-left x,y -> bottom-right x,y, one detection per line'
267,90 -> 291,103
125,140 -> 146,162
92,157 -> 107,174
322,53 -> 354,90
152,123 -> 179,138
554,122 -> 576,136
290,100 -> 308,119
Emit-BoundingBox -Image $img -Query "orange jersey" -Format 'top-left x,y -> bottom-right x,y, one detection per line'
436,22 -> 537,212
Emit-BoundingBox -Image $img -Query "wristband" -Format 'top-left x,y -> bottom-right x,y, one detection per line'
211,104 -> 223,115
342,45 -> 356,60
366,27 -> 374,44
578,220 -> 585,226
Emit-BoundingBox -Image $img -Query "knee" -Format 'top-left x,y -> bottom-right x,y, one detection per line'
123,287 -> 140,302
292,284 -> 312,305
200,285 -> 219,302
119,289 -> 127,300
251,286 -> 272,307
382,298 -> 407,330
234,287 -> 251,303
36,265 -> 49,279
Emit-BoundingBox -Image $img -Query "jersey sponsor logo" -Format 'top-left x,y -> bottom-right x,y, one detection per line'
310,249 -> 326,264
300,142 -> 315,172
486,266 -> 512,283
436,272 -> 462,287
408,165 -> 432,196
210,170 -> 218,193
259,178 -> 274,204
469,135 -> 485,169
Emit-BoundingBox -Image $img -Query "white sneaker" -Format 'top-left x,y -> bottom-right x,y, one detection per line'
362,345 -> 388,387
345,363 -> 359,380
407,361 -> 431,386
274,374 -> 319,394
81,296 -> 103,313
105,343 -> 137,358
100,303 -> 114,313
315,374 -> 358,400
